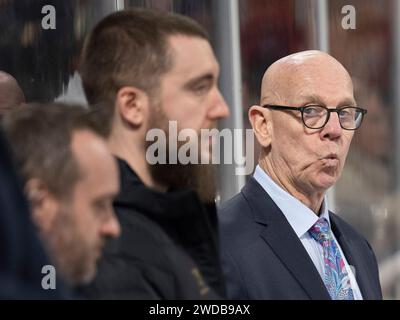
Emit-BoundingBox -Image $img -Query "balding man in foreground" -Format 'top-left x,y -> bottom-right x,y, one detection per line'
219,51 -> 382,300
0,71 -> 25,118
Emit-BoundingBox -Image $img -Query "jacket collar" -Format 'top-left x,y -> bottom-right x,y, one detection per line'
330,214 -> 378,300
243,176 -> 378,299
114,157 -> 219,247
253,165 -> 330,238
242,177 -> 331,300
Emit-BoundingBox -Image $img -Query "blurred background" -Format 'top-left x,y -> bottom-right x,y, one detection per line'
0,0 -> 399,299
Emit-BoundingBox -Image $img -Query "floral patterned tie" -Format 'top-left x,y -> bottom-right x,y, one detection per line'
309,218 -> 354,300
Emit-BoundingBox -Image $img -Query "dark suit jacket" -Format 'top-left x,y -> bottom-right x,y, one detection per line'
218,177 -> 382,300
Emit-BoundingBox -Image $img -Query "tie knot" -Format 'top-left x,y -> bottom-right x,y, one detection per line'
309,218 -> 331,244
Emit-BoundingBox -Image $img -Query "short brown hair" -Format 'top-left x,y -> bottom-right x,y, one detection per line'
2,103 -> 97,198
79,8 -> 209,135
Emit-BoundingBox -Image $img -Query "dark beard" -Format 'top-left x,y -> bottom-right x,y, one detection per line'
145,104 -> 217,203
149,161 -> 217,203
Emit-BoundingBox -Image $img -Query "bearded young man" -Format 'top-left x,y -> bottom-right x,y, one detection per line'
79,9 -> 229,299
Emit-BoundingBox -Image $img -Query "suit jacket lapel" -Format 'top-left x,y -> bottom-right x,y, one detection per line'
330,214 -> 376,300
242,178 -> 331,300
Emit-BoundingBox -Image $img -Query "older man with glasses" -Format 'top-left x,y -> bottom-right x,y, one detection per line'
218,50 -> 382,300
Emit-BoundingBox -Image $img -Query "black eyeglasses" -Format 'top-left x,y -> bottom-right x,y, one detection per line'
262,104 -> 367,130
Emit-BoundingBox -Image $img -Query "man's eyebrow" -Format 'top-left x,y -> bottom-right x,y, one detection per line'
339,98 -> 357,107
95,192 -> 117,205
184,73 -> 215,88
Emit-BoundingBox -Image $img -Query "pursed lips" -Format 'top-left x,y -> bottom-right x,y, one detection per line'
324,153 -> 339,159
320,153 -> 340,166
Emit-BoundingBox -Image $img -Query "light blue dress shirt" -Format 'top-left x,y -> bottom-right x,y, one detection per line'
253,165 -> 363,300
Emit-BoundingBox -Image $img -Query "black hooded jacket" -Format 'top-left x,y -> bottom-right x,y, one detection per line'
82,158 -> 226,299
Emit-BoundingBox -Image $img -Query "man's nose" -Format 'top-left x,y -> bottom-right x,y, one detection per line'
101,213 -> 121,238
321,111 -> 343,140
208,89 -> 230,120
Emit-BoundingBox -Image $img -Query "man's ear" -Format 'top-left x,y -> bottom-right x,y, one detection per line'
25,178 -> 59,233
115,86 -> 150,128
248,105 -> 273,148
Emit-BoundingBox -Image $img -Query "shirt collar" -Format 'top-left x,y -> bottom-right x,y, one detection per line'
253,165 -> 331,238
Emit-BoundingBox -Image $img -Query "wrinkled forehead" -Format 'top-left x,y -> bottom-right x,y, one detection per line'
265,55 -> 355,106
